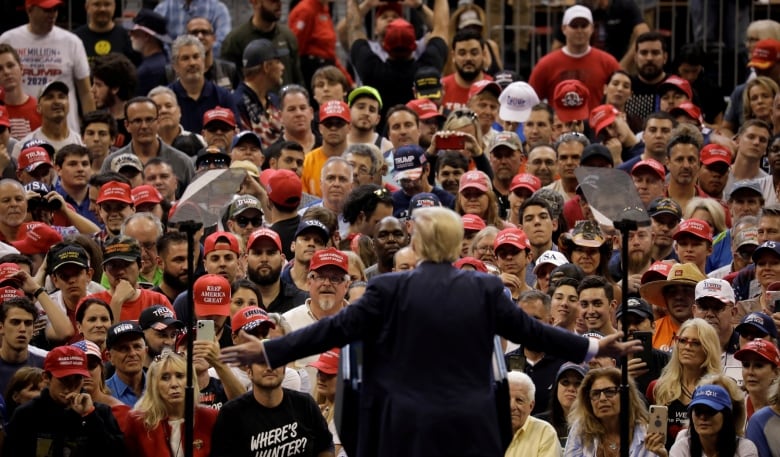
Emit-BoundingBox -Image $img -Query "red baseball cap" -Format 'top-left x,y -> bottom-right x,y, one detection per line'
231,306 -> 276,334
0,286 -> 24,301
509,173 -> 541,193
96,182 -> 133,205
260,169 -> 302,209
459,170 -> 491,193
131,185 -> 163,207
462,214 -> 486,232
26,0 -> 63,8
631,158 -> 666,181
202,106 -> 236,129
17,146 -> 53,173
308,348 -> 340,375
589,104 -> 619,135
749,39 -> 780,69
494,228 -> 530,250
467,79 -> 501,100
309,247 -> 349,274
11,222 -> 63,255
319,100 -> 351,123
247,227 -> 283,252
203,231 -> 240,256
673,218 -> 713,242
44,345 -> 90,378
382,18 -> 417,56
734,339 -> 780,367
659,75 -> 693,99
700,144 -> 732,166
0,105 -> 9,128
553,80 -> 590,122
670,102 -> 702,124
194,274 -> 231,317
454,256 -> 488,273
0,262 -> 21,285
406,98 -> 444,121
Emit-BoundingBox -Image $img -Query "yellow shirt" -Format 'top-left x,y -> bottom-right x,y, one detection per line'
505,416 -> 561,457
302,147 -> 328,197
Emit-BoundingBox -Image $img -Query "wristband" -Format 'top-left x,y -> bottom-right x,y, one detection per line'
33,287 -> 46,299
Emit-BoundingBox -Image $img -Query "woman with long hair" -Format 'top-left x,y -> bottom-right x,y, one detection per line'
603,70 -> 642,133
734,339 -> 780,420
683,198 -> 728,238
454,170 -> 507,229
742,76 -> 779,128
230,279 -> 262,316
746,370 -> 780,456
564,367 -> 652,457
646,384 -> 757,457
537,362 -> 586,447
123,351 -> 218,457
309,349 -> 342,456
3,367 -> 44,423
648,319 -> 723,449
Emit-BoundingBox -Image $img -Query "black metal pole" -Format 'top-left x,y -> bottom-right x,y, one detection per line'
180,221 -> 201,457
614,219 -> 636,457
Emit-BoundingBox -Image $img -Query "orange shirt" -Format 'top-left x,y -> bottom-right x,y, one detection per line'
302,147 -> 328,197
652,315 -> 678,352
87,288 -> 173,322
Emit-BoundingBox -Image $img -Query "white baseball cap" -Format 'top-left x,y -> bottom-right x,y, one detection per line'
533,250 -> 569,274
498,82 -> 540,123
562,5 -> 593,26
694,278 -> 735,304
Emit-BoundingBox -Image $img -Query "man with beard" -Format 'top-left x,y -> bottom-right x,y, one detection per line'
303,101 -> 351,197
441,29 -> 492,112
247,228 -> 308,315
12,82 -> 85,159
526,144 -> 557,188
120,213 -> 164,287
666,124 -> 705,212
169,35 -> 238,134
90,53 -> 137,148
365,216 -> 408,278
544,132 -> 589,202
347,86 -> 392,152
519,197 -> 557,286
610,226 -> 654,297
617,112 -> 677,172
391,145 -> 455,221
529,5 -> 620,112
129,9 -> 171,97
488,132 -> 524,219
648,197 -> 681,262
435,151 -> 468,196
276,85 -> 319,153
625,31 -> 669,122
152,232 -> 189,303
74,0 -> 139,64
220,0 -> 303,84
640,263 -> 705,351
283,219 -> 329,291
282,247 -> 351,392
201,107 -> 237,151
138,304 -> 184,368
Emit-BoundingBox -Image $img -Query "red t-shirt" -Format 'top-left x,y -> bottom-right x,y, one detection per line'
441,74 -> 494,113
87,288 -> 173,322
6,96 -> 41,141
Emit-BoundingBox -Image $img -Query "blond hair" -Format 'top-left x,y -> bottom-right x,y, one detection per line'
411,207 -> 463,263
132,352 -> 199,430
653,318 -> 722,406
743,76 -> 780,121
568,367 -> 648,446
684,197 -> 728,235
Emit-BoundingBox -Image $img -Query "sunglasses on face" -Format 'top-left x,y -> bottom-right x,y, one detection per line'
234,215 -> 262,228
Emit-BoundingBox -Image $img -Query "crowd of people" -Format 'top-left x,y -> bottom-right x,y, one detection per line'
0,0 -> 779,455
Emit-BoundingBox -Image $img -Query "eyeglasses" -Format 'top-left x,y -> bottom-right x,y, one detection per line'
188,29 -> 213,36
199,157 -> 229,169
589,386 -> 620,401
694,300 -> 731,314
235,215 -> 263,228
308,273 -> 348,285
352,165 -> 372,177
139,241 -> 157,251
128,116 -> 158,126
673,336 -> 703,348
321,119 -> 348,129
475,245 -> 494,254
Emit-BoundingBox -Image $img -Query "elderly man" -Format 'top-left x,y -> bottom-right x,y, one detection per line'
693,278 -> 741,384
121,213 -> 165,287
105,321 -> 147,405
504,371 -> 561,457
640,263 -> 706,351
488,132 -> 525,219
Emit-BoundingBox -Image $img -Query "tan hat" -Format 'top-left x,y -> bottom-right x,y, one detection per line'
639,262 -> 705,310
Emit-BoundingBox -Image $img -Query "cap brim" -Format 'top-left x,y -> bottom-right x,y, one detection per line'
102,255 -> 139,265
640,279 -> 696,309
748,60 -> 772,69
556,107 -> 589,123
307,361 -> 338,375
49,367 -> 89,378
417,88 -> 442,99
650,210 -> 679,218
396,168 -> 423,182
244,319 -> 276,333
23,162 -> 53,173
150,319 -> 185,331
52,260 -> 89,271
195,304 -> 230,317
459,183 -> 489,193
499,105 -> 531,123
688,398 -> 728,412
701,157 -> 730,166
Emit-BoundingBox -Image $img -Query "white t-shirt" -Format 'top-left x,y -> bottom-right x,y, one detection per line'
670,429 -> 758,457
12,127 -> 85,160
0,25 -> 91,133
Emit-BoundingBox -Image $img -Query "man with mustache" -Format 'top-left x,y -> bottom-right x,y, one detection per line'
282,247 -> 351,392
666,124 -> 705,213
152,232 -> 189,304
441,29 -> 491,112
246,228 -> 308,315
625,31 -> 669,122
282,219 -> 329,292
73,0 -> 139,64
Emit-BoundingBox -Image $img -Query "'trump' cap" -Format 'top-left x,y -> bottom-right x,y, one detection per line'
734,339 -> 780,366
498,82 -> 539,123
673,218 -> 713,242
694,278 -> 735,304
553,80 -> 590,122
393,145 -> 427,181
309,247 -> 349,274
139,305 -> 183,331
748,39 -> 780,69
106,321 -> 144,349
44,345 -> 90,378
736,312 -> 778,339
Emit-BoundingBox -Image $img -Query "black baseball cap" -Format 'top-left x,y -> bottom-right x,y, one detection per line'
106,321 -> 144,349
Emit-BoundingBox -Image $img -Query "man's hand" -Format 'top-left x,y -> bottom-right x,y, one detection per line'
67,391 -> 95,416
595,332 -> 643,359
626,355 -> 649,378
220,330 -> 266,366
112,280 -> 136,305
194,339 -> 221,367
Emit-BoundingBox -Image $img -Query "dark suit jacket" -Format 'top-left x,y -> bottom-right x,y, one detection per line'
264,261 -> 591,457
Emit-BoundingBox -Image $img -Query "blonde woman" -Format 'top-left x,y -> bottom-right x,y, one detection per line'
123,352 -> 218,457
742,76 -> 779,128
734,339 -> 780,420
647,318 -> 723,449
564,367 -> 654,457
683,197 -> 728,237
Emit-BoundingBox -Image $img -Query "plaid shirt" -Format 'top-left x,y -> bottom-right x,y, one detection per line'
154,0 -> 231,56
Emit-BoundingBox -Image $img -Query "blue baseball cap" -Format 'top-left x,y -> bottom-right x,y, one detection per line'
736,312 -> 778,339
408,192 -> 440,214
688,384 -> 732,412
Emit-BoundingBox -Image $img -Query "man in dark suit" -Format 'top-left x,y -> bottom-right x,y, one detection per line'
221,207 -> 641,457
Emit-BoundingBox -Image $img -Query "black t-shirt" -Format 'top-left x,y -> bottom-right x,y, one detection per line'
73,24 -> 141,66
199,376 -> 229,410
350,37 -> 448,121
553,0 -> 643,61
211,389 -> 333,457
625,76 -> 663,124
270,215 -> 301,261
664,398 -> 688,449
